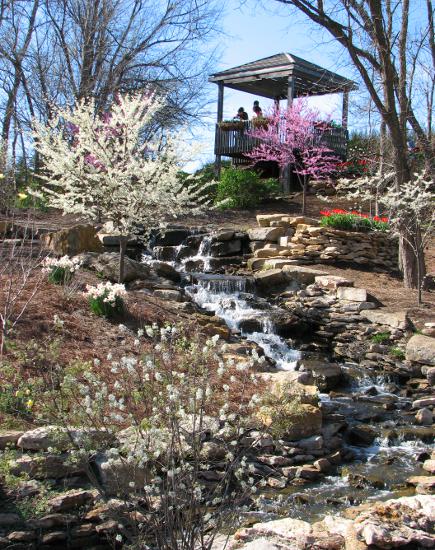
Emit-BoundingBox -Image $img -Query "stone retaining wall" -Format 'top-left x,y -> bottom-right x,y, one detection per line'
248,214 -> 398,272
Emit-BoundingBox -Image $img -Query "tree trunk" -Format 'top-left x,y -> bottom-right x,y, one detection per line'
119,236 -> 128,283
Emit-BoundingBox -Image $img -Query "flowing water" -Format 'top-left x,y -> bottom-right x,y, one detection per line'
147,233 -> 433,522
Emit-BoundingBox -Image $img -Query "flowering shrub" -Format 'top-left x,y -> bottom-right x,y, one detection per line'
85,282 -> 126,318
43,256 -> 82,285
320,209 -> 390,232
43,325 -> 267,548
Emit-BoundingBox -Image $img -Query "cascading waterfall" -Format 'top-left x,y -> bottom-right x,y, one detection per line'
180,235 -> 213,272
144,229 -> 434,521
185,276 -> 301,370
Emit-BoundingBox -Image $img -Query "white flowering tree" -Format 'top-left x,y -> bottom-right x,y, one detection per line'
32,93 -> 209,282
336,171 -> 434,303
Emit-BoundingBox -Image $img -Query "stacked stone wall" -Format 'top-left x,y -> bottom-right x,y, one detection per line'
248,214 -> 398,272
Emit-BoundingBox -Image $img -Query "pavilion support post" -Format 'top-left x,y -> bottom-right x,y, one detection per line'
215,82 -> 224,179
342,91 -> 349,130
281,76 -> 296,193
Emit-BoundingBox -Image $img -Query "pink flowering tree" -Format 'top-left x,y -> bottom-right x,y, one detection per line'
247,101 -> 339,214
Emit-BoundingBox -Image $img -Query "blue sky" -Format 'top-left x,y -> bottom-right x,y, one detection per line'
186,0 -> 358,170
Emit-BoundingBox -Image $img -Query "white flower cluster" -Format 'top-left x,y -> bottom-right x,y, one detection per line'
43,255 -> 82,273
84,281 -> 126,305
31,93 -> 213,241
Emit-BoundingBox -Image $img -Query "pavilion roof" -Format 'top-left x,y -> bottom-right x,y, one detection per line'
209,53 -> 357,98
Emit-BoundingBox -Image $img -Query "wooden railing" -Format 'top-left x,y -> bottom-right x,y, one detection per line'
214,122 -> 348,159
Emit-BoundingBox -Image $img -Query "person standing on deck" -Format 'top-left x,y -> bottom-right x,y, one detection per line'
235,107 -> 249,121
253,100 -> 263,117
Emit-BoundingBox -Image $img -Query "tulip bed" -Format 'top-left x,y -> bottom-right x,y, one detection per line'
320,209 -> 390,232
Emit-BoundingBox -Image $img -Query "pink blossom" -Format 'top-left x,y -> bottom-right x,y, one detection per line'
247,100 -> 339,181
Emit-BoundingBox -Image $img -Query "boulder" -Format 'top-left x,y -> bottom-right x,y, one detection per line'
254,269 -> 286,288
0,430 -> 23,449
153,228 -> 190,246
336,287 -> 368,302
256,404 -> 322,440
212,229 -> 235,241
17,426 -> 111,451
94,454 -> 148,495
9,454 -> 85,479
248,227 -> 286,242
415,408 -> 433,426
345,424 -> 376,446
41,224 -> 103,255
423,460 -> 435,474
82,252 -> 150,282
299,360 -> 343,391
407,476 -> 435,494
412,396 -> 435,409
151,260 -> 181,282
47,490 -> 95,512
256,214 -> 288,227
426,367 -> 435,386
360,309 -> 410,330
98,234 -> 137,247
247,258 -> 267,271
314,275 -> 354,289
210,239 -> 242,257
263,259 -> 304,269
281,266 -> 328,285
153,289 -> 183,302
406,334 -> 435,366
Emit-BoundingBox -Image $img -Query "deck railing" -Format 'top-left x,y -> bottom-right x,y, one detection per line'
214,121 -> 348,159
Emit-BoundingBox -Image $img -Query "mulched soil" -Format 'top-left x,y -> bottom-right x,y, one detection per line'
2,193 -> 434,330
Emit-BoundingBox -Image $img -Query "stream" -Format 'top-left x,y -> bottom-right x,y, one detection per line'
145,232 -> 433,523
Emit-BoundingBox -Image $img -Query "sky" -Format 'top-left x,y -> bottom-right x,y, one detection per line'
186,0 -> 358,171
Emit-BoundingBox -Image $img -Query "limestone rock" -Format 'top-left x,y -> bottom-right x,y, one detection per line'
256,214 -> 288,227
153,228 -> 190,246
406,334 -> 435,366
153,289 -> 183,302
281,266 -> 328,284
415,408 -> 433,425
360,309 -> 409,330
426,367 -> 435,386
264,259 -> 304,269
254,269 -> 286,288
315,275 -> 353,289
423,459 -> 435,474
248,227 -> 286,242
0,430 -> 23,449
17,425 -> 111,451
407,475 -> 435,494
41,224 -> 103,255
213,229 -> 235,241
345,424 -> 376,446
336,287 -> 368,302
9,453 -> 85,479
47,490 -> 95,512
94,454 -> 148,495
299,360 -> 343,391
412,396 -> 435,408
256,403 -> 322,440
210,239 -> 242,257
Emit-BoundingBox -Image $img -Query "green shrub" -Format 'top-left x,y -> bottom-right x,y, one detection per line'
370,331 -> 391,344
215,168 -> 279,209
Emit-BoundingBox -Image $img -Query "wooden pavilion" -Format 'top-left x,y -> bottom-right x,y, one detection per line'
209,53 -> 357,189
